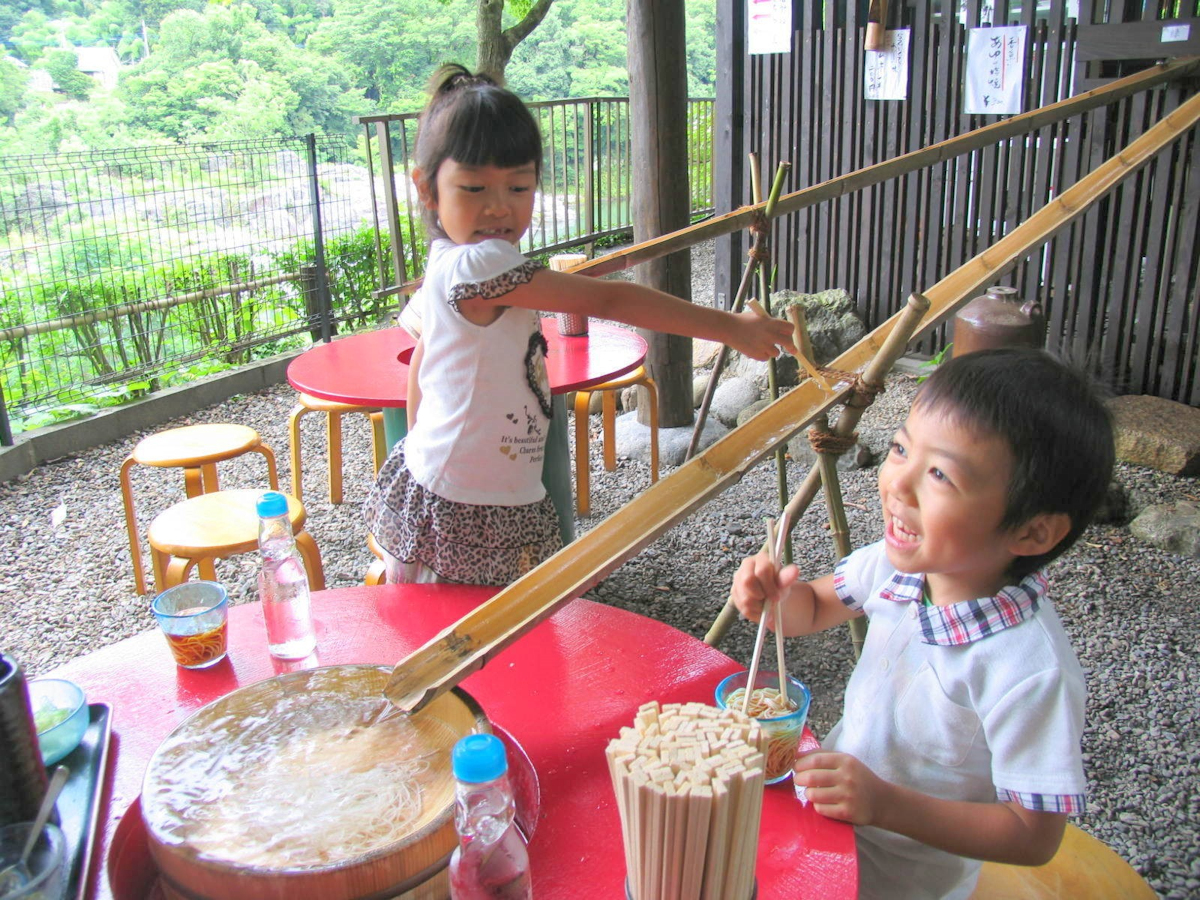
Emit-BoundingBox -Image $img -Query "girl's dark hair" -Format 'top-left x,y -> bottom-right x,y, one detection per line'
913,347 -> 1114,580
413,64 -> 543,239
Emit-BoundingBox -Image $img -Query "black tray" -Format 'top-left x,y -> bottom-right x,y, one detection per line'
52,702 -> 112,900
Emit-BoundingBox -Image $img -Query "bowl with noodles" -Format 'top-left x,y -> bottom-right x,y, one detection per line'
141,664 -> 489,900
715,671 -> 811,784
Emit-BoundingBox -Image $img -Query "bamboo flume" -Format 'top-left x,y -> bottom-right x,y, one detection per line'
383,81 -> 1200,715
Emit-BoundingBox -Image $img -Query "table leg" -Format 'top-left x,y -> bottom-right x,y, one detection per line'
381,408 -> 408,451
543,397 -> 575,545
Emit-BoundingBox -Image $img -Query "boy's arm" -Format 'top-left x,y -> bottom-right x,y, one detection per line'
731,555 -> 859,636
487,270 -> 796,362
406,337 -> 424,429
797,751 -> 1068,866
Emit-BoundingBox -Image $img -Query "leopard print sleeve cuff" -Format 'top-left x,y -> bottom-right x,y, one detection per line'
447,259 -> 545,312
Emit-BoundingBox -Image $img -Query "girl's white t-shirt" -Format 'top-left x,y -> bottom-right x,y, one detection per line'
403,239 -> 551,506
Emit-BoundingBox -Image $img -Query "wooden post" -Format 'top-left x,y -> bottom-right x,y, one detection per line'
714,0 -> 747,313
627,0 -> 693,427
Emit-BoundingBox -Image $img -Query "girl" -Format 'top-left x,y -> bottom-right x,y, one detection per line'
365,64 -> 794,586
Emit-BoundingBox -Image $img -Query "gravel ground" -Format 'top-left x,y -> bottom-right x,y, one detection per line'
2,244 -> 1197,897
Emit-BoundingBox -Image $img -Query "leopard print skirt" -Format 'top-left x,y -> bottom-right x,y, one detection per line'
364,442 -> 563,586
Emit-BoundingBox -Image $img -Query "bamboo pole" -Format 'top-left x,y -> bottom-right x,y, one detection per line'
562,59 -> 1200,282
685,159 -> 791,461
384,85 -> 1200,715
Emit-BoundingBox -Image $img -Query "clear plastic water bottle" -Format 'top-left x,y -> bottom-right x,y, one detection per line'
448,733 -> 532,900
255,491 -> 316,659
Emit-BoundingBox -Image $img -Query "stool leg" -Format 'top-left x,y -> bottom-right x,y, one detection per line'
365,560 -> 386,586
643,376 -> 660,483
199,463 -> 220,494
368,412 -> 386,474
327,411 -> 344,504
120,456 -> 148,595
183,466 -> 205,498
150,545 -> 169,594
574,390 -> 592,516
197,558 -> 218,582
294,530 -> 326,591
253,443 -> 280,491
164,557 -> 196,590
288,402 -> 307,501
602,389 -> 618,472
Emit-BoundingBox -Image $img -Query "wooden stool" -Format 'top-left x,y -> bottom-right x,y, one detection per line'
147,489 -> 325,593
971,824 -> 1155,899
572,365 -> 659,515
289,393 -> 386,504
121,424 -> 279,595
365,533 -> 386,586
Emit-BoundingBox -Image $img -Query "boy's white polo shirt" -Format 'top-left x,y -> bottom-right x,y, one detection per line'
827,540 -> 1086,900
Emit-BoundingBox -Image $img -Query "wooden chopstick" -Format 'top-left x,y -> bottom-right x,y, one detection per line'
769,512 -> 791,693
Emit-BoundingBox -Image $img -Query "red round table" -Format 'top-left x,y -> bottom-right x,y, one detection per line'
287,321 -> 649,543
49,586 -> 856,899
286,320 -> 648,409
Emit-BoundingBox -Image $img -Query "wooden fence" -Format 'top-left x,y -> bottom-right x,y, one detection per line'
715,0 -> 1200,403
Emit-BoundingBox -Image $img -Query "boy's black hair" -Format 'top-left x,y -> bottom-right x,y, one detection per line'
913,347 -> 1114,579
413,64 -> 543,240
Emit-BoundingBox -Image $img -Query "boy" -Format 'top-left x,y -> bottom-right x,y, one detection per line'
731,347 -> 1114,900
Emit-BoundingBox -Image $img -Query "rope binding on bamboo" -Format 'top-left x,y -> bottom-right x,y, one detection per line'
807,426 -> 858,456
843,372 -> 886,409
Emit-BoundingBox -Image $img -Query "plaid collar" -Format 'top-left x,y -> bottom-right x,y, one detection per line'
879,570 -> 1048,646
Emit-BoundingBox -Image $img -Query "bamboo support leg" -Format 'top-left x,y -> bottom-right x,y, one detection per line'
703,293 -> 932,649
815,414 -> 863,657
686,160 -> 791,462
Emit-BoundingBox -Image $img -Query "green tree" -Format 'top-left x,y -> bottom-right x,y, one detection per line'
306,0 -> 475,110
0,57 -> 27,123
471,0 -> 556,82
120,3 -> 356,139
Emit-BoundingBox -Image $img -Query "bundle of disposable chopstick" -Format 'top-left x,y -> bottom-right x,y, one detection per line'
606,700 -> 767,900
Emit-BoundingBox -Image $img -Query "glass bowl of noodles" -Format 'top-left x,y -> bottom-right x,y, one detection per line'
715,671 -> 811,785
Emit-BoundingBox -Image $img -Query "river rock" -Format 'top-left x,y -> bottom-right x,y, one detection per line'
1129,501 -> 1200,557
1110,395 -> 1200,476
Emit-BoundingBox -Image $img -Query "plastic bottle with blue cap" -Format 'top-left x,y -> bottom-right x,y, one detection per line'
255,491 -> 315,659
448,733 -> 531,899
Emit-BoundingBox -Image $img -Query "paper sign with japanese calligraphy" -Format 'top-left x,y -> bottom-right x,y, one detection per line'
965,26 -> 1027,115
748,0 -> 792,55
864,29 -> 910,101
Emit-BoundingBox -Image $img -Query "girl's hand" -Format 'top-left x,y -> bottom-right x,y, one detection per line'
731,551 -> 800,623
730,310 -> 797,361
794,751 -> 889,826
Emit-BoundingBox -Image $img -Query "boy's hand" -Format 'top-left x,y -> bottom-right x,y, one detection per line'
794,750 -> 889,826
730,311 -> 796,361
731,550 -> 800,623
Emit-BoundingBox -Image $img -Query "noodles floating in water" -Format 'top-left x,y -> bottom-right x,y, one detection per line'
143,668 -> 457,869
726,686 -> 802,780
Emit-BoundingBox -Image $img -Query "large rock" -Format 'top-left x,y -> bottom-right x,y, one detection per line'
614,411 -> 728,467
709,376 -> 761,426
1129,501 -> 1200,557
1109,395 -> 1200,475
726,288 -> 866,389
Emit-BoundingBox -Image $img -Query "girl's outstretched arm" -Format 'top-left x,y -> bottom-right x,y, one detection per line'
463,269 -> 796,361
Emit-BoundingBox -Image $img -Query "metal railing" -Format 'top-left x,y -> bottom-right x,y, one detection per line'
0,97 -> 715,443
355,97 -> 716,299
